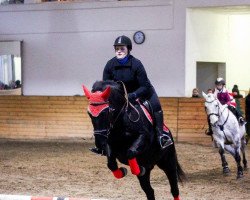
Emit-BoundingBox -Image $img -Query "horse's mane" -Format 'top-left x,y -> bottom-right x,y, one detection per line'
205,93 -> 227,110
91,80 -> 120,92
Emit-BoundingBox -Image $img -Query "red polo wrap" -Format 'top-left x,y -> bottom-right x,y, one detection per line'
112,169 -> 124,179
128,158 -> 140,176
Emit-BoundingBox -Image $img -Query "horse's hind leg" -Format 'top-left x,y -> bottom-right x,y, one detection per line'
224,144 -> 243,178
219,147 -> 230,174
241,137 -> 248,170
137,169 -> 155,200
234,146 -> 243,179
163,167 -> 180,200
157,157 -> 180,199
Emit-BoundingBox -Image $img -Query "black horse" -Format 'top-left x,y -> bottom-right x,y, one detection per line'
83,80 -> 186,200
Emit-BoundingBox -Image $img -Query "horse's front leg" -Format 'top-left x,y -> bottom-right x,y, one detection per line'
218,145 -> 230,175
137,168 -> 155,200
127,134 -> 146,176
106,144 -> 127,179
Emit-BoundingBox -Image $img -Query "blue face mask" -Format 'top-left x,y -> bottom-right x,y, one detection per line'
117,55 -> 129,65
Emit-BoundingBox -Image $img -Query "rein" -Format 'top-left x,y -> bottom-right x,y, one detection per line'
89,81 -> 141,136
218,109 -> 231,144
117,81 -> 140,123
110,102 -> 127,128
94,129 -> 109,138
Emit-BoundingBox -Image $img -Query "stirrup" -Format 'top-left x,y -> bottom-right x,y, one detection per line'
159,136 -> 173,149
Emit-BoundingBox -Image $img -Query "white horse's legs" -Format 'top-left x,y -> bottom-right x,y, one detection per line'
224,145 -> 236,156
218,145 -> 230,175
224,141 -> 244,179
234,146 -> 244,179
241,137 -> 248,170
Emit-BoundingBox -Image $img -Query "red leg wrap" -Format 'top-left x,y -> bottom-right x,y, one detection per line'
174,196 -> 180,200
128,158 -> 140,176
112,169 -> 124,179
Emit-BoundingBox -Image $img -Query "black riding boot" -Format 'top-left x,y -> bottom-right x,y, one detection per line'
154,111 -> 173,149
228,106 -> 245,125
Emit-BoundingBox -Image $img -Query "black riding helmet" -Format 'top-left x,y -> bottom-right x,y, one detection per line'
215,77 -> 225,85
114,35 -> 132,51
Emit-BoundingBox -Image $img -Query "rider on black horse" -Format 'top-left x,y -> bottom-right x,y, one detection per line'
92,35 -> 173,156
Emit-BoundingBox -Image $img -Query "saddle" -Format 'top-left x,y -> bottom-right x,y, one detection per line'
137,99 -> 170,133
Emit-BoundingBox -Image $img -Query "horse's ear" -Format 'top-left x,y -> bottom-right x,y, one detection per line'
82,85 -> 91,99
202,91 -> 207,99
101,86 -> 111,99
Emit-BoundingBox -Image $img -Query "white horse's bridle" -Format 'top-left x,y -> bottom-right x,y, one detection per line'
205,99 -> 229,127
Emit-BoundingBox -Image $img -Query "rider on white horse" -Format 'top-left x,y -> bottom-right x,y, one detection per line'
206,77 -> 245,135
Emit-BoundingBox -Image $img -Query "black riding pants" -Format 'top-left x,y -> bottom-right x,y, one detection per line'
147,89 -> 162,112
228,105 -> 243,119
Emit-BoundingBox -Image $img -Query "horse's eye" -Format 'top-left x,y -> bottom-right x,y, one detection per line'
109,107 -> 115,112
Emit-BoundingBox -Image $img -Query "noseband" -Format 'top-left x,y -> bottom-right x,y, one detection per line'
88,101 -> 110,138
206,99 -> 219,120
88,81 -> 140,138
88,99 -> 127,137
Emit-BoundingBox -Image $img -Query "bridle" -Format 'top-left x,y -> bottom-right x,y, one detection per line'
88,81 -> 140,138
88,101 -> 110,138
206,99 -> 220,120
205,98 -> 230,133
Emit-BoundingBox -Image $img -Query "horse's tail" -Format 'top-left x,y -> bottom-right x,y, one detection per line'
168,130 -> 187,183
173,144 -> 187,183
176,157 -> 187,183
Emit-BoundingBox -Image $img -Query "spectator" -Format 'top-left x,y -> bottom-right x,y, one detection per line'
9,80 -> 16,89
207,88 -> 213,94
246,89 -> 250,139
4,84 -> 10,90
232,85 -> 244,115
0,81 -> 4,90
15,80 -> 21,88
192,88 -> 200,98
232,84 -> 243,98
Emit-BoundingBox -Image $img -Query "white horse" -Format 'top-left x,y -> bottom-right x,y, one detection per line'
202,92 -> 247,179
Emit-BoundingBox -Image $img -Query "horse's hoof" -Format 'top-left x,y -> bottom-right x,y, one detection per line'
244,165 -> 248,171
138,166 -> 146,177
237,171 -> 243,179
223,166 -> 230,175
120,167 -> 128,177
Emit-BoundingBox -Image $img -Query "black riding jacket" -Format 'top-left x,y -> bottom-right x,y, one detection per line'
103,55 -> 154,99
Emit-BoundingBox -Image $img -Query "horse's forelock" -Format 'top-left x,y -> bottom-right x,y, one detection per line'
92,81 -> 105,92
92,81 -> 122,96
206,93 -> 216,102
92,81 -> 118,92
